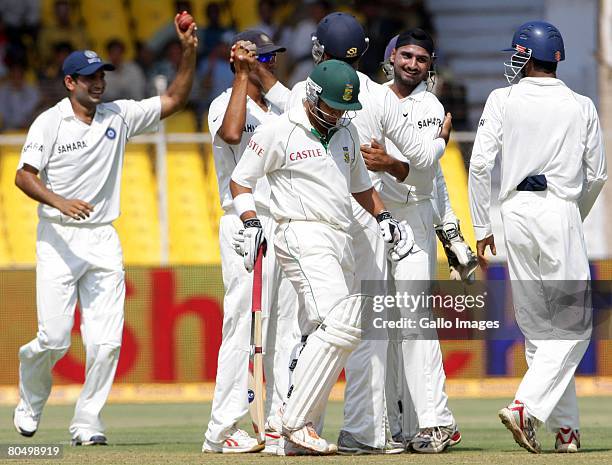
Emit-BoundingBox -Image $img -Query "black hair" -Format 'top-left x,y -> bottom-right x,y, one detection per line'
532,57 -> 557,73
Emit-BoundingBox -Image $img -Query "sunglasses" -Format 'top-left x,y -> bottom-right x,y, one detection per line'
257,53 -> 276,63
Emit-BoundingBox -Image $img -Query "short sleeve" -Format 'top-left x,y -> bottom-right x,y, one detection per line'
231,121 -> 283,189
348,125 -> 373,193
18,110 -> 57,171
115,97 -> 162,138
208,94 -> 227,139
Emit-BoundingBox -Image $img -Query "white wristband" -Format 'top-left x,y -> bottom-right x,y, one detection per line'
233,193 -> 257,216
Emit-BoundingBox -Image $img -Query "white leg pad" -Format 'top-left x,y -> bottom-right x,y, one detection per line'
282,295 -> 368,430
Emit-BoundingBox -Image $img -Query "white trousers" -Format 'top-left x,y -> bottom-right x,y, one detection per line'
274,220 -> 355,427
386,201 -> 454,435
502,191 -> 591,430
205,212 -> 300,443
18,220 -> 125,438
342,205 -> 390,447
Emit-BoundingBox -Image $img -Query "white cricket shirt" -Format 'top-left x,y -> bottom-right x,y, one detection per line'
265,71 -> 446,172
381,81 -> 455,223
469,77 -> 607,241
231,102 -> 372,232
208,84 -> 284,213
19,96 -> 161,224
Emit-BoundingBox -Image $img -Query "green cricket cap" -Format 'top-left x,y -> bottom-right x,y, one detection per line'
307,59 -> 362,111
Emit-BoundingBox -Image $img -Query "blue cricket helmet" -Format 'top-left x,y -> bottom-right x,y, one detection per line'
504,20 -> 565,63
312,12 -> 369,64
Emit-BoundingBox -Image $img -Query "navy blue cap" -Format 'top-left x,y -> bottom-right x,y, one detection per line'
314,12 -> 368,60
233,29 -> 286,54
62,50 -> 115,76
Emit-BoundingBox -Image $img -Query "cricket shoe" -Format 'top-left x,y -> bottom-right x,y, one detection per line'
555,427 -> 580,453
71,434 -> 108,446
202,427 -> 264,453
13,403 -> 40,437
498,400 -> 541,454
275,436 -> 320,456
284,423 -> 337,455
337,430 -> 404,455
410,423 -> 462,453
262,429 -> 282,454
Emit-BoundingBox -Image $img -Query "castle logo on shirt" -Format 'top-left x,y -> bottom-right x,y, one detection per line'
105,127 -> 117,139
57,140 -> 88,154
289,148 -> 324,161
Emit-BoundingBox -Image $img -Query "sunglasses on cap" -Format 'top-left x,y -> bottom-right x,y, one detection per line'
257,53 -> 276,63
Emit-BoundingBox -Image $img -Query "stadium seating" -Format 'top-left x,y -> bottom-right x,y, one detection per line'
129,0 -> 175,43
81,0 -> 134,59
114,145 -> 162,265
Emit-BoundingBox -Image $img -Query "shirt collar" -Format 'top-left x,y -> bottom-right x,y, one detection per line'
58,97 -> 105,120
518,77 -> 567,87
288,101 -> 314,131
382,80 -> 428,102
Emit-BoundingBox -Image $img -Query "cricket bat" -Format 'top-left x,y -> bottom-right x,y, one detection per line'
248,243 -> 266,444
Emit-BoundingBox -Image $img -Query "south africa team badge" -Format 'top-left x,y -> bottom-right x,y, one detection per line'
343,146 -> 350,163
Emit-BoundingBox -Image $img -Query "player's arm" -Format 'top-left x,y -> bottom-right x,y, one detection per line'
433,163 -> 457,225
15,165 -> 93,220
216,41 -> 257,144
159,14 -> 198,120
383,89 -> 452,170
360,139 -> 410,181
468,91 -> 503,268
577,99 -> 607,220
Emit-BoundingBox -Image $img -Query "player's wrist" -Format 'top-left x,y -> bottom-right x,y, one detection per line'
390,160 -> 409,182
375,210 -> 393,223
243,217 -> 262,229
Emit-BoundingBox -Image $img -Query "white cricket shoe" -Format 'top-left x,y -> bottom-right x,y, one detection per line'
13,403 -> 39,437
410,423 -> 462,453
555,427 -> 580,453
262,429 -> 282,454
285,423 -> 337,455
202,427 -> 264,453
498,400 -> 541,454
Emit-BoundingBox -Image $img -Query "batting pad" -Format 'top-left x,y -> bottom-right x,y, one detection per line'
282,295 -> 371,431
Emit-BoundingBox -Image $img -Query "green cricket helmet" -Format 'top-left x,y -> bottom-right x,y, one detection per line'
306,59 -> 362,111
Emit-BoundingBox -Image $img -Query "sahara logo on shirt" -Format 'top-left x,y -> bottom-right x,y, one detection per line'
57,140 -> 88,154
417,117 -> 442,130
23,142 -> 44,154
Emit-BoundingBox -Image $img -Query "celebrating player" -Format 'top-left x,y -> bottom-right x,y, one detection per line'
202,30 -> 301,454
12,15 -> 198,445
230,59 -> 413,454
469,21 -> 607,453
373,29 -> 472,453
257,12 -> 452,454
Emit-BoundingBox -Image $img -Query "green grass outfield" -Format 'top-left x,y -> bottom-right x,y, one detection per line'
1,398 -> 611,464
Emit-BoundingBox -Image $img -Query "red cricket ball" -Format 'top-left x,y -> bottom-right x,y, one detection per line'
178,11 -> 194,32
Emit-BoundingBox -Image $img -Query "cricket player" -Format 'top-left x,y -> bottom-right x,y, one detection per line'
13,15 -> 198,445
469,21 -> 607,453
371,29 -> 476,453
202,30 -> 301,454
259,13 -> 452,454
230,59 -> 413,454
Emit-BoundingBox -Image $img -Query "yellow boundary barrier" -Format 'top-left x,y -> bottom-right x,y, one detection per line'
1,377 -> 612,406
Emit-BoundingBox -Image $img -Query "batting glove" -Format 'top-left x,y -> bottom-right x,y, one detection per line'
241,218 -> 266,272
377,211 -> 415,261
232,229 -> 246,256
435,221 -> 478,282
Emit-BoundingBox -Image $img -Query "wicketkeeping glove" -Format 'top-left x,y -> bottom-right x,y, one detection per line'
377,211 -> 415,261
435,221 -> 478,282
241,218 -> 266,272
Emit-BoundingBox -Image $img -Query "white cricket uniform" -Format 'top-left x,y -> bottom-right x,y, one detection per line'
379,81 -> 456,436
205,85 -> 300,444
266,71 -> 447,447
16,96 -> 161,439
231,102 -> 372,431
469,77 -> 607,429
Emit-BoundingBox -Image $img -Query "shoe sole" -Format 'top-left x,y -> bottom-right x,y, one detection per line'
71,440 -> 108,446
498,408 -> 540,454
13,413 -> 36,438
203,443 -> 265,454
556,444 -> 578,453
286,435 -> 336,455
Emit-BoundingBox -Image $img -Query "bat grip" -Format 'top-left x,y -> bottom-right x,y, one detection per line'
251,243 -> 265,314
